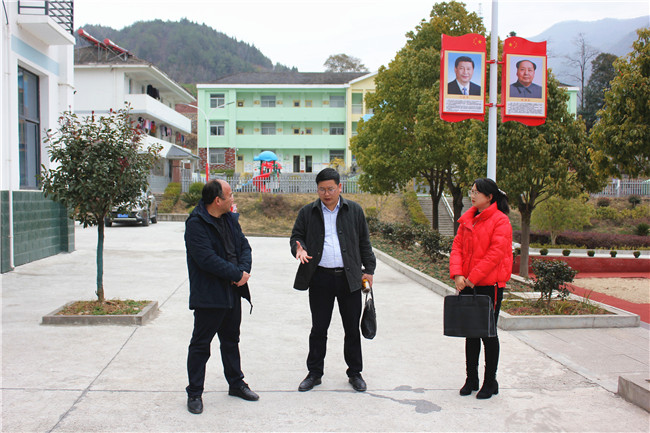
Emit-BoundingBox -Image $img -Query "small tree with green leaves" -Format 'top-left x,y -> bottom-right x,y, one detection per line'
531,194 -> 594,245
531,259 -> 578,305
40,107 -> 160,302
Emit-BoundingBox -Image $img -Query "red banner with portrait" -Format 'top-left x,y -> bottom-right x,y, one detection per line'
501,37 -> 547,125
440,33 -> 487,122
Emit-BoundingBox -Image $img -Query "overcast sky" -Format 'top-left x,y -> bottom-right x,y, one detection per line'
75,0 -> 650,72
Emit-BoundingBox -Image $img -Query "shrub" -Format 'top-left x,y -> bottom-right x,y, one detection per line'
633,251 -> 641,258
394,223 -> 418,249
163,182 -> 182,205
628,195 -> 641,208
365,207 -> 379,219
402,190 -> 430,227
634,222 -> 649,236
587,250 -> 595,257
158,199 -> 175,213
539,248 -> 549,256
562,249 -> 571,256
610,250 -> 617,257
417,227 -> 452,261
595,206 -> 622,221
596,197 -> 611,207
514,247 -> 521,256
531,259 -> 577,304
180,182 -> 205,208
554,231 -> 650,249
366,216 -> 382,234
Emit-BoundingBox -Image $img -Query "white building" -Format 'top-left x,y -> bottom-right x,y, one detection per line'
1,0 -> 75,273
74,37 -> 197,193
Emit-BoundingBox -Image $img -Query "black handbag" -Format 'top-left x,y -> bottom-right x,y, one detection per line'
361,287 -> 376,340
443,289 -> 497,338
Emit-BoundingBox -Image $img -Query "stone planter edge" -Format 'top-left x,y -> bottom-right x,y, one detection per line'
41,301 -> 159,326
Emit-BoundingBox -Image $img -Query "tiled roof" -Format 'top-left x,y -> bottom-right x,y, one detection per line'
211,72 -> 369,85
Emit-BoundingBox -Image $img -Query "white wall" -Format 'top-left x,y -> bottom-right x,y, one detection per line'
0,0 -> 75,191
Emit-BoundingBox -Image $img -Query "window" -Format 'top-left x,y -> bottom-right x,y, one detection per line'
293,100 -> 300,107
261,95 -> 276,107
329,123 -> 345,135
305,155 -> 313,173
210,121 -> 225,136
305,100 -> 313,107
237,100 -> 244,107
305,128 -> 312,135
261,122 -> 276,135
18,67 -> 40,189
293,128 -> 300,135
330,150 -> 344,162
209,149 -> 226,164
237,127 -> 244,135
210,93 -> 225,108
329,95 -> 345,107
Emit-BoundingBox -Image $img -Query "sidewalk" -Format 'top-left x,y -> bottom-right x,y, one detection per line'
2,222 -> 649,432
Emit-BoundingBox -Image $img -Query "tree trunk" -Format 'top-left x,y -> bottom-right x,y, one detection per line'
519,209 -> 532,278
96,221 -> 105,302
429,194 -> 439,231
445,172 -> 465,235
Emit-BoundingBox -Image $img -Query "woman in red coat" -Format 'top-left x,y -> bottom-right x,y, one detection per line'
449,178 -> 512,399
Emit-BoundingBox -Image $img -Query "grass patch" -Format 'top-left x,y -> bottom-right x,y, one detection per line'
57,299 -> 151,316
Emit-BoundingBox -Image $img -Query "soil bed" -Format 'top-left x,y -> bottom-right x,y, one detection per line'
56,299 -> 151,316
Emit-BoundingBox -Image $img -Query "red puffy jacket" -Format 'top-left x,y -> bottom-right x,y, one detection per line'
449,202 -> 513,288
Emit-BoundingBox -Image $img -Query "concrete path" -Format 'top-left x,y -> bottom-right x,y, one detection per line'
2,222 -> 649,432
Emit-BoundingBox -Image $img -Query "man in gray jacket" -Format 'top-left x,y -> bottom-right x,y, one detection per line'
290,168 -> 376,393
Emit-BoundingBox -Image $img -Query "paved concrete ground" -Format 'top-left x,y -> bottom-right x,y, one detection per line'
2,222 -> 649,432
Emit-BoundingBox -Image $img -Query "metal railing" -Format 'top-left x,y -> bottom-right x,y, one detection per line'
186,173 -> 361,194
18,1 -> 74,34
592,179 -> 650,197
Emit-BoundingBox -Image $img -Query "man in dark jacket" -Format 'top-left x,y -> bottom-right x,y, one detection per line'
184,180 -> 258,415
290,168 -> 376,393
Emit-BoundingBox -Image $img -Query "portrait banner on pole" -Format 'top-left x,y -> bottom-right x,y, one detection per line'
440,33 -> 486,122
502,37 -> 547,125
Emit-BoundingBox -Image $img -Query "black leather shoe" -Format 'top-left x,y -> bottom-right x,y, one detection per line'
187,396 -> 203,414
228,383 -> 259,401
348,374 -> 367,392
298,375 -> 322,392
476,380 -> 499,399
459,378 -> 479,396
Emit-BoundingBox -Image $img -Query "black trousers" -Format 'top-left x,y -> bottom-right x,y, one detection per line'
186,297 -> 244,397
461,285 -> 504,383
307,267 -> 363,378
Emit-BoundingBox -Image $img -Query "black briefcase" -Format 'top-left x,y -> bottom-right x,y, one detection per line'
443,290 -> 497,338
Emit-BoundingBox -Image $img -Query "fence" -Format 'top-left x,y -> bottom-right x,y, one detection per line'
592,179 -> 650,197
184,173 -> 361,194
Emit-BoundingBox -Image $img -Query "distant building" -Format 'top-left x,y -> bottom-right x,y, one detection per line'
1,0 -> 76,273
74,36 -> 197,193
196,71 -> 376,174
559,84 -> 579,117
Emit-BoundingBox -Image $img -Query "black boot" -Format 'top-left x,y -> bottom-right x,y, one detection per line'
477,336 -> 499,399
461,338 -> 480,396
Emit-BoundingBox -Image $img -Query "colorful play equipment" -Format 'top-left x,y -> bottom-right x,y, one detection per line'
252,151 -> 282,192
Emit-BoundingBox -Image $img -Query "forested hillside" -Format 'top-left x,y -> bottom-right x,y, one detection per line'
75,19 -> 297,85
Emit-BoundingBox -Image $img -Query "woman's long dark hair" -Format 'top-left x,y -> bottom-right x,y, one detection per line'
473,178 -> 510,215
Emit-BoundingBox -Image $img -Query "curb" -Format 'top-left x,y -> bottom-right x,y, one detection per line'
373,248 -> 640,330
41,301 -> 159,326
158,213 -> 188,222
618,374 -> 650,413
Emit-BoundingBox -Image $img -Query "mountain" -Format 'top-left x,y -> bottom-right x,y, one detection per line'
526,16 -> 649,86
75,19 -> 297,85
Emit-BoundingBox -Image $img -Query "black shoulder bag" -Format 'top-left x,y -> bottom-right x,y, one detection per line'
443,288 -> 497,338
